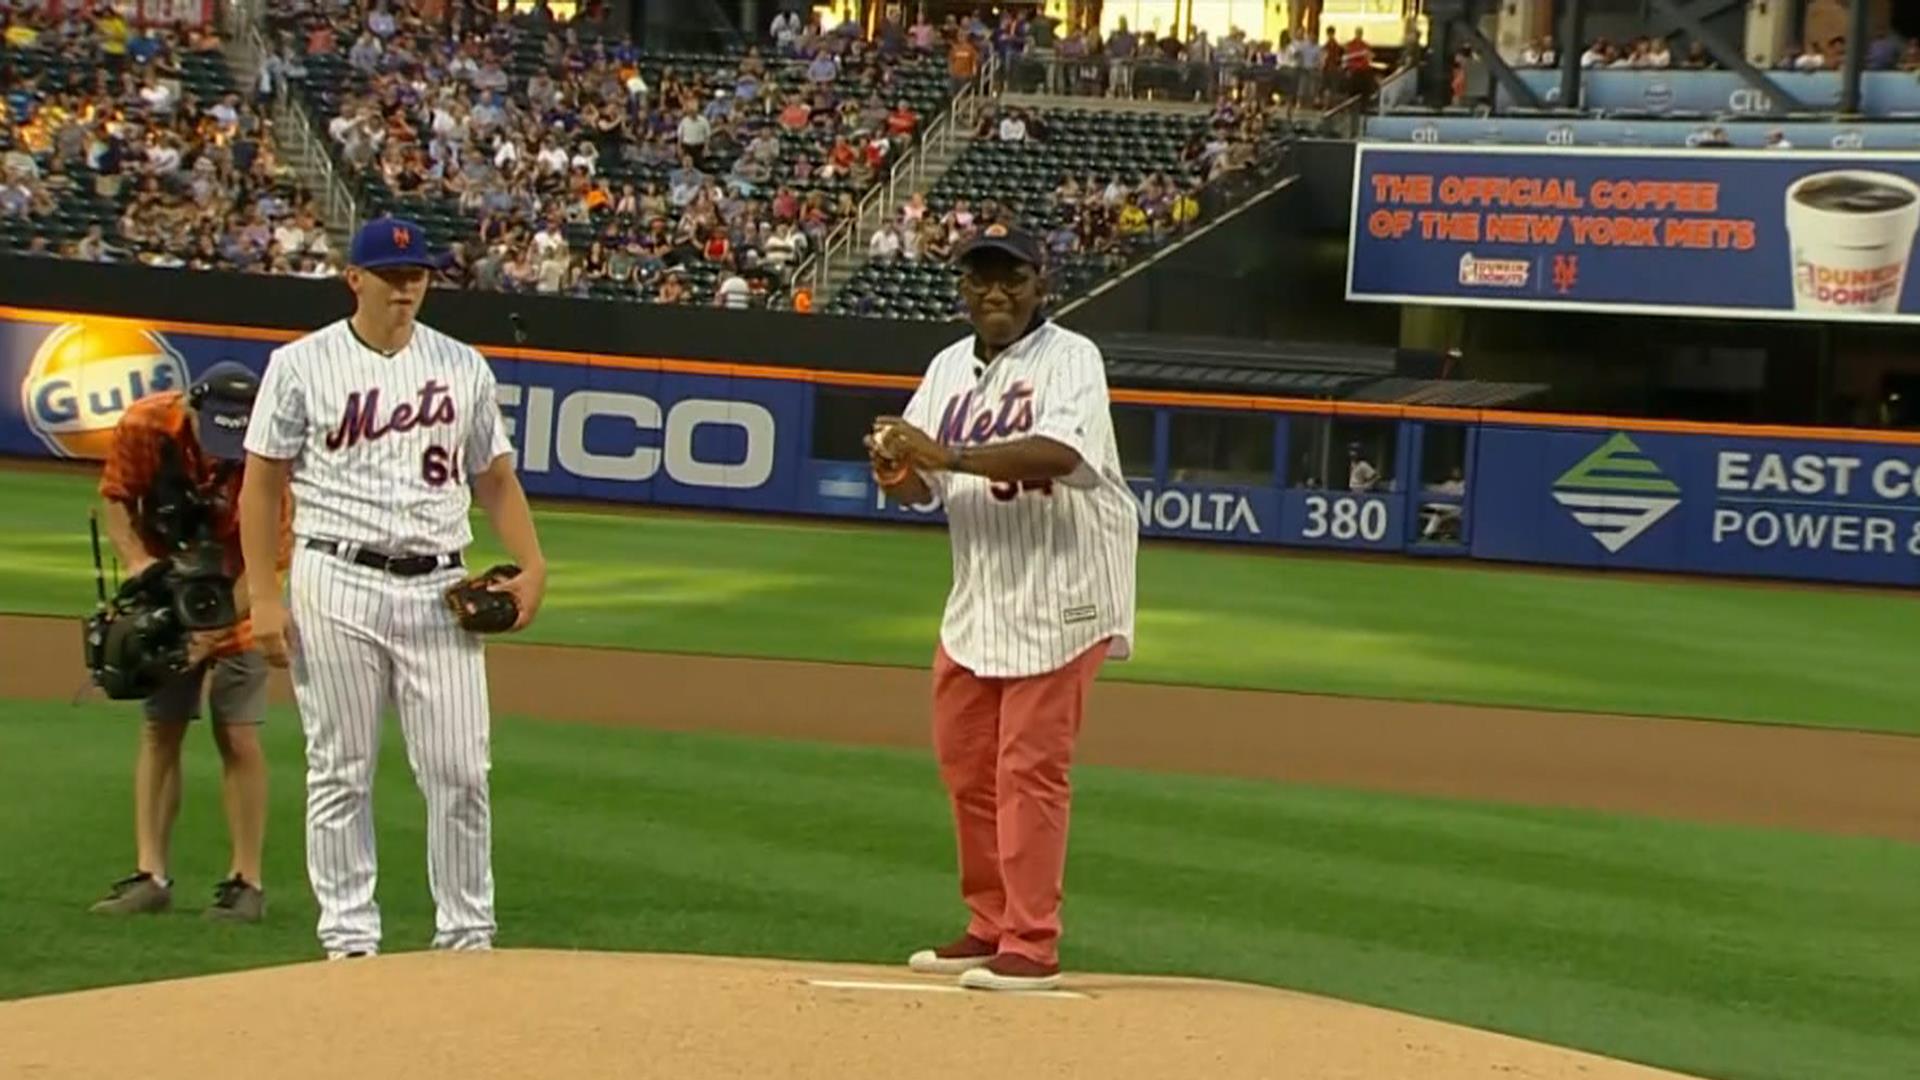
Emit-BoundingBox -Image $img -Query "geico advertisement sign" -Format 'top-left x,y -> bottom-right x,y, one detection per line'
19,321 -> 190,459
496,384 -> 775,488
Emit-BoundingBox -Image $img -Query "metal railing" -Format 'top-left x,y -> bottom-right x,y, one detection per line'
1026,137 -> 1299,318
994,54 -> 1371,112
1375,64 -> 1420,113
222,0 -> 358,236
998,54 -> 1286,103
1319,91 -> 1369,138
792,53 -> 999,302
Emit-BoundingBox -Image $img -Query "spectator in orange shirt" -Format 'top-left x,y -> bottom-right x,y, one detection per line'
825,134 -> 857,176
779,95 -> 813,132
948,32 -> 980,94
88,362 -> 292,925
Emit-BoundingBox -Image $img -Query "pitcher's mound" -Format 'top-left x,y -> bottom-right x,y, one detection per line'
0,950 -> 1700,1079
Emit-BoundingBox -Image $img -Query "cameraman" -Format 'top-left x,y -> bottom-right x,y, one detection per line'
88,361 -> 292,923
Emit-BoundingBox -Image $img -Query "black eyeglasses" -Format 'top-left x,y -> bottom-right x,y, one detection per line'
959,265 -> 1038,293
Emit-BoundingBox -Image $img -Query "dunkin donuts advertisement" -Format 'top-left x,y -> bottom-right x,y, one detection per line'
1346,144 -> 1920,323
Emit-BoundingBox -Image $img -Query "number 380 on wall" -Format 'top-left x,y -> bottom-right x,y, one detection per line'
1302,494 -> 1389,542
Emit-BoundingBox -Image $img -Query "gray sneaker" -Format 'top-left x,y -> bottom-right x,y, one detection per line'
90,872 -> 172,915
204,875 -> 265,923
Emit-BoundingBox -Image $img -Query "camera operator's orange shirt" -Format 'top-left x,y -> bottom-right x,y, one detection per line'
99,391 -> 293,657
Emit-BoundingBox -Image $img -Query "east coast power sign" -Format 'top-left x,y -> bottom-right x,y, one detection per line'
1475,427 -> 1920,584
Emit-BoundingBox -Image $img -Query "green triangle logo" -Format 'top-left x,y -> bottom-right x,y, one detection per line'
1554,433 -> 1680,494
1550,433 -> 1683,553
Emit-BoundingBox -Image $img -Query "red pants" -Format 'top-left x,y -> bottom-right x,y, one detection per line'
932,639 -> 1108,967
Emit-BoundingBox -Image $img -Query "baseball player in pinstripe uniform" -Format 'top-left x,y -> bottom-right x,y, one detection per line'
868,224 -> 1139,992
237,217 -> 548,960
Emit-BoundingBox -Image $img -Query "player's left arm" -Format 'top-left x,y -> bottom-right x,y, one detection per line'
468,360 -> 546,630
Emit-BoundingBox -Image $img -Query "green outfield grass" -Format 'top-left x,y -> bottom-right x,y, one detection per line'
1,701 -> 1914,1080
4,467 -> 1915,733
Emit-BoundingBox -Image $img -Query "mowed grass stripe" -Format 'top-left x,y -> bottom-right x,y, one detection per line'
3,702 -> 1916,1080
3,465 -> 1916,731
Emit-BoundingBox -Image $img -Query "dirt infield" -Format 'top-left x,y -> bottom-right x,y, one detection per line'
0,950 -> 1707,1080
5,613 -> 1917,840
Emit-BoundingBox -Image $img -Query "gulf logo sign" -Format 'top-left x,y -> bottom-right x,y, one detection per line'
19,321 -> 188,458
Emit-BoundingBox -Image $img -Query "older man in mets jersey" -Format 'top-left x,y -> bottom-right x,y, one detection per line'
868,224 -> 1139,992
237,217 -> 548,960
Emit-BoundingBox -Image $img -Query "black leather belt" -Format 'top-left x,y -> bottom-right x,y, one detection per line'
305,538 -> 463,577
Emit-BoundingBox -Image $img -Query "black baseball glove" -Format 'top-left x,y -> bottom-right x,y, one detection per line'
444,563 -> 522,634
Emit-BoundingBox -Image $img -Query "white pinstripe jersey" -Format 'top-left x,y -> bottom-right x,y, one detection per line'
904,320 -> 1138,679
243,319 -> 513,555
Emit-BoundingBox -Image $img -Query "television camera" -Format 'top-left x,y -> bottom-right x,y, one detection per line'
82,438 -> 240,700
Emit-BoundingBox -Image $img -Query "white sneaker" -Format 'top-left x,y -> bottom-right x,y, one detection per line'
907,933 -> 997,975
958,956 -> 1062,992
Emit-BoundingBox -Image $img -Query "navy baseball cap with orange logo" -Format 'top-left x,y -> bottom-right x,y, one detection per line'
348,216 -> 450,271
187,360 -> 260,461
954,222 -> 1044,268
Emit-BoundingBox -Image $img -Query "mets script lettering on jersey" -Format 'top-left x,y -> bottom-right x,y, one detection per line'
902,321 -> 1139,679
324,382 -> 458,452
245,320 -> 512,554
939,382 -> 1036,446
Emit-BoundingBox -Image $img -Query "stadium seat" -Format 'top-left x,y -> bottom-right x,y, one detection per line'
835,105 -> 1290,318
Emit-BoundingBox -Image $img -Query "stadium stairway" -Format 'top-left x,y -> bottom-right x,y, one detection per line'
811,101 -> 977,303
222,7 -> 357,252
825,90 -> 1293,320
797,59 -> 998,307
811,92 -> 1213,303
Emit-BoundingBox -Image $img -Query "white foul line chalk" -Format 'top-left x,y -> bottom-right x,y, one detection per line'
803,978 -> 1088,1000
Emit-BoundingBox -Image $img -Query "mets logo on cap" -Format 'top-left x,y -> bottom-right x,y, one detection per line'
19,320 -> 188,459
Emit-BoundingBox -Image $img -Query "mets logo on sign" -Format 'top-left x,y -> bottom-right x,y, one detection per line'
1551,434 -> 1681,553
19,321 -> 188,459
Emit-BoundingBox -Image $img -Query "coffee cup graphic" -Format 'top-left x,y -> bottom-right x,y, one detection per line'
1784,170 -> 1920,314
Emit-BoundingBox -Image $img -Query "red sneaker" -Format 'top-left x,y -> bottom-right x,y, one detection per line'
958,953 -> 1062,991
907,933 -> 997,974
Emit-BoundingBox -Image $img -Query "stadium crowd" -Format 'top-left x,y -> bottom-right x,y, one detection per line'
1512,28 -> 1920,72
862,97 -> 1268,273
0,2 -> 330,273
2,0 -> 1298,308
258,0 -> 961,305
970,7 -> 1398,110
